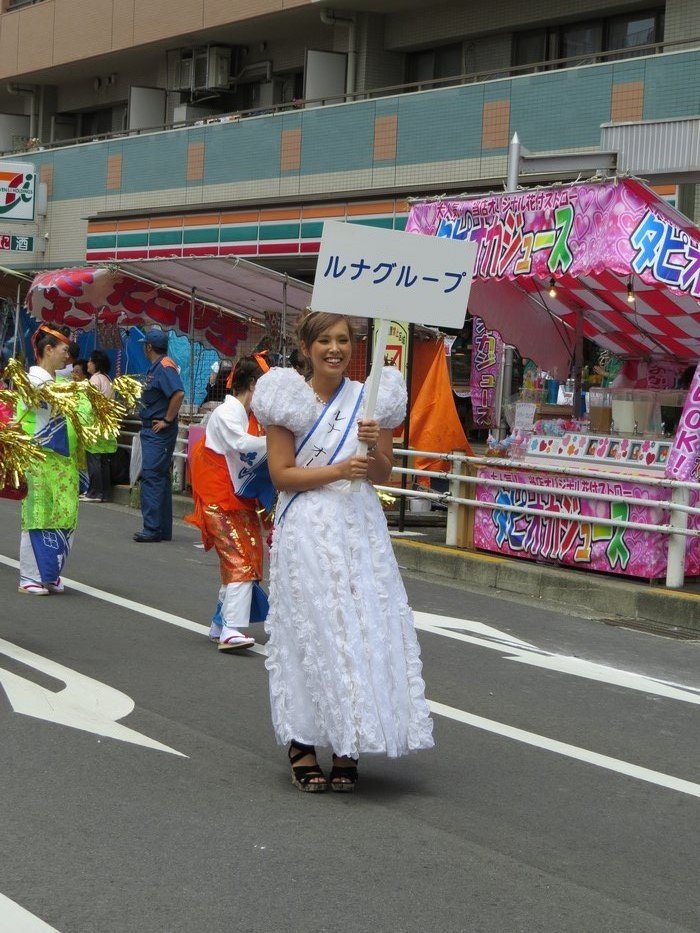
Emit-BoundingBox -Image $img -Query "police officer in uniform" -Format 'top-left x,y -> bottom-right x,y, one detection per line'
134,330 -> 185,543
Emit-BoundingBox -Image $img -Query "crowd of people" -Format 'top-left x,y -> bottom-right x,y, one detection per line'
8,312 -> 434,792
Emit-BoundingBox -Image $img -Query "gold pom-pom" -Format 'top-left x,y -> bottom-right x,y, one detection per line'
112,376 -> 142,412
0,419 -> 46,489
1,362 -> 143,447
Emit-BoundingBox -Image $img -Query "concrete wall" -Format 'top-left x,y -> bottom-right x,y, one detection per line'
665,0 -> 700,44
384,0 -> 658,49
0,0 -> 314,78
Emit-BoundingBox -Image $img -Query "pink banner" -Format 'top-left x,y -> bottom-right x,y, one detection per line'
405,180 -> 700,297
474,466 -> 700,580
470,316 -> 502,426
405,179 -> 700,364
665,362 -> 700,481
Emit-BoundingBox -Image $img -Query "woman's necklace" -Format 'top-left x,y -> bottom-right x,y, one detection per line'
309,380 -> 328,405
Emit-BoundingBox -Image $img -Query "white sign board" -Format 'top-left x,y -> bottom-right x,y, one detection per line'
311,220 -> 477,328
0,161 -> 35,221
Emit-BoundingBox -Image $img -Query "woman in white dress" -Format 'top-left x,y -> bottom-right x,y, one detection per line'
252,311 -> 433,793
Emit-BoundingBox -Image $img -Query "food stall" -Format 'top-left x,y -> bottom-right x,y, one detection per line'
406,177 -> 700,581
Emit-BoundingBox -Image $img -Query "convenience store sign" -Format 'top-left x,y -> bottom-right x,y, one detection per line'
0,162 -> 35,221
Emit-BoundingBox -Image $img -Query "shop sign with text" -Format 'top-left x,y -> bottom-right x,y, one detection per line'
474,467 -> 700,580
0,162 -> 35,221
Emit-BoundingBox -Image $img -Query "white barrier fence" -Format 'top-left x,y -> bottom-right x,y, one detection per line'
380,448 -> 700,590
120,418 -> 700,590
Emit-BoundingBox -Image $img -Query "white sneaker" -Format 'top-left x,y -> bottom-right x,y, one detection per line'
218,631 -> 255,651
18,583 -> 49,596
46,578 -> 65,594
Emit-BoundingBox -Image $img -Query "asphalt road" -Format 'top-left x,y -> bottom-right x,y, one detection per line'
0,497 -> 698,933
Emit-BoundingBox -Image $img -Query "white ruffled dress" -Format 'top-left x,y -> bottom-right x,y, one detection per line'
252,367 -> 434,759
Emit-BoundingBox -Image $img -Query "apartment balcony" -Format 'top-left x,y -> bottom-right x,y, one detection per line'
5,45 -> 700,268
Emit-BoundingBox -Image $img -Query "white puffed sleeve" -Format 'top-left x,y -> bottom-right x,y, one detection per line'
252,367 -> 317,433
374,366 -> 407,429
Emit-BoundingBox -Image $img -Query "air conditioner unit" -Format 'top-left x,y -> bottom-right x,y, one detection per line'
173,103 -> 219,123
193,46 -> 232,91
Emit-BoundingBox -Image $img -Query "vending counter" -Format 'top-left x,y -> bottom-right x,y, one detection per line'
473,431 -> 700,581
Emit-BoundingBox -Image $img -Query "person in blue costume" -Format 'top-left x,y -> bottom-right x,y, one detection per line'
134,330 -> 184,543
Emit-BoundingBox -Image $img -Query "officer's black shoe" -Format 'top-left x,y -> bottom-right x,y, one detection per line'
133,531 -> 162,543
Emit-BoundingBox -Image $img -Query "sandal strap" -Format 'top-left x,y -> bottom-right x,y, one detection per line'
329,759 -> 358,783
330,765 -> 357,778
292,763 -> 326,786
289,741 -> 316,765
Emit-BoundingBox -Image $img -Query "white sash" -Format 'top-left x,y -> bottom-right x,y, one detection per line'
276,377 -> 365,523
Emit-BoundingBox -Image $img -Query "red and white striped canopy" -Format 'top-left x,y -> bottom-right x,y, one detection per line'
407,178 -> 700,369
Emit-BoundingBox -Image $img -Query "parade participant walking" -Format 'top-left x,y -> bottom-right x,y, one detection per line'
186,357 -> 274,651
55,341 -> 80,380
252,311 -> 433,793
81,349 -> 117,503
17,323 -> 79,595
134,330 -> 184,543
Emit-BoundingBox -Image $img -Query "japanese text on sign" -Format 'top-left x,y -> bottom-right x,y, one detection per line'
311,221 -> 477,328
470,317 -> 502,427
0,234 -> 33,251
630,209 -> 700,299
436,205 -> 575,278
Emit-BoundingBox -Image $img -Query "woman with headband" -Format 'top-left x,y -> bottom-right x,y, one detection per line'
17,323 -> 80,595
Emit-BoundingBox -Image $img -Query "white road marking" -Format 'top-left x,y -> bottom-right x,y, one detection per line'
0,555 -> 266,657
0,638 -> 185,757
0,893 -> 60,931
429,700 -> 700,799
1,554 -> 698,796
414,613 -> 700,706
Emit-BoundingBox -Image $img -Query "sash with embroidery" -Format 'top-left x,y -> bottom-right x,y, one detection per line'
233,445 -> 275,512
276,377 -> 365,524
205,398 -> 275,512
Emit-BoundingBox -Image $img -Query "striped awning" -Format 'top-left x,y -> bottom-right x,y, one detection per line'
406,177 -> 700,367
26,257 -> 312,355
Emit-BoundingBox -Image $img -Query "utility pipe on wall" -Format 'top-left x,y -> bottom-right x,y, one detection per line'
319,8 -> 357,96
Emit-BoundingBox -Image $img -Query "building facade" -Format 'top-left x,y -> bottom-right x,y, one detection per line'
0,0 -> 697,280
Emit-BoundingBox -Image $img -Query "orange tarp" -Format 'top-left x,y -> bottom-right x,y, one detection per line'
409,338 -> 472,481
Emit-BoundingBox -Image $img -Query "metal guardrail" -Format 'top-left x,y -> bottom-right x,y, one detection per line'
377,448 -> 700,590
120,418 -> 699,589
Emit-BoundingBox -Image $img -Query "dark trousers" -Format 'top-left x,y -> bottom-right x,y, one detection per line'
86,452 -> 111,501
140,424 -> 178,538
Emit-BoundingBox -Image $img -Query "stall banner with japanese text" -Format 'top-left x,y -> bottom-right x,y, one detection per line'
470,316 -> 503,427
405,181 -> 700,301
665,362 -> 700,481
311,221 -> 477,328
474,467 -> 700,580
